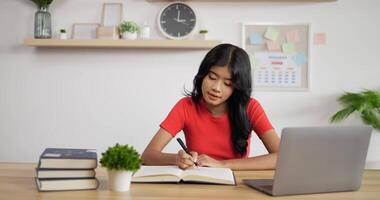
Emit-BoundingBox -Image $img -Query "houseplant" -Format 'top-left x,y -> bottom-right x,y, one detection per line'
330,90 -> 380,132
119,21 -> 139,40
199,29 -> 208,40
29,0 -> 55,39
100,143 -> 142,192
59,29 -> 67,39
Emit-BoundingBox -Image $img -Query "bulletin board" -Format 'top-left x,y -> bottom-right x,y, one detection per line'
242,23 -> 311,91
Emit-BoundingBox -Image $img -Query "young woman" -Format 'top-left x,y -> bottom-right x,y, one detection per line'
142,43 -> 280,170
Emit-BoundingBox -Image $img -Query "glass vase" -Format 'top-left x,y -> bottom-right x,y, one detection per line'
34,7 -> 52,39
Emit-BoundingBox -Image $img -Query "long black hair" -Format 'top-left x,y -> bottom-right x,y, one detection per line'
186,43 -> 252,156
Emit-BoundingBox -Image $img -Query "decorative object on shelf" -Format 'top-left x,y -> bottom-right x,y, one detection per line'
157,2 -> 197,40
100,143 -> 142,192
140,21 -> 151,40
96,27 -> 119,40
101,3 -> 123,27
199,29 -> 208,40
97,3 -> 123,40
242,23 -> 310,91
330,90 -> 380,132
71,23 -> 100,39
119,21 -> 139,40
30,0 -> 54,39
59,29 -> 67,39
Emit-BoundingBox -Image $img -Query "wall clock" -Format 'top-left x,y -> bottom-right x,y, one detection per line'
157,2 -> 197,40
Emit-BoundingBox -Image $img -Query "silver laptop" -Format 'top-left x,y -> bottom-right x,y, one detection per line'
244,126 -> 372,196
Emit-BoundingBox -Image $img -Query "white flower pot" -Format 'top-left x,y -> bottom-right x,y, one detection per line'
122,32 -> 138,40
59,33 -> 67,40
107,169 -> 133,192
199,34 -> 208,40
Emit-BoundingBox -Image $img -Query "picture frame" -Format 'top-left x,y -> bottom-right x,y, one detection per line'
71,23 -> 100,39
242,23 -> 311,91
101,3 -> 123,27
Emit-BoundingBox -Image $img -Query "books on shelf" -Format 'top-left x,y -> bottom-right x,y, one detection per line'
38,148 -> 97,169
132,165 -> 236,185
35,178 -> 99,192
35,148 -> 98,192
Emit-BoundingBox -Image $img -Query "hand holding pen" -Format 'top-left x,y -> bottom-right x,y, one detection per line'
176,138 -> 198,169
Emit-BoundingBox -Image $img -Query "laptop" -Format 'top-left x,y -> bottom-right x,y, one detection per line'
244,126 -> 372,196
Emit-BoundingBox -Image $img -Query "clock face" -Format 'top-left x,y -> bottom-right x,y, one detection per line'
158,2 -> 197,40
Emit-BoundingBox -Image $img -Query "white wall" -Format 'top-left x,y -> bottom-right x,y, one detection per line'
1,0 -> 379,167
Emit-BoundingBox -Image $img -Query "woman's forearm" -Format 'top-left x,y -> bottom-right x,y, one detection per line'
141,150 -> 177,166
223,153 -> 278,170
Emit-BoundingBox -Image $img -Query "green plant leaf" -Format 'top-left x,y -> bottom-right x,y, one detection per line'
100,143 -> 142,171
330,106 -> 356,122
361,110 -> 380,132
331,90 -> 380,132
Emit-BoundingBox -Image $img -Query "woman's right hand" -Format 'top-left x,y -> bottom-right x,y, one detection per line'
176,150 -> 198,169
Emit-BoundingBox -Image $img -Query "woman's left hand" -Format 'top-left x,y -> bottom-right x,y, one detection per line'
196,154 -> 226,168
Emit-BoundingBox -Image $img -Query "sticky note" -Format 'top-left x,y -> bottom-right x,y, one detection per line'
293,53 -> 308,66
282,43 -> 296,54
286,30 -> 299,43
249,32 -> 264,45
266,41 -> 281,51
314,32 -> 326,45
264,27 -> 279,41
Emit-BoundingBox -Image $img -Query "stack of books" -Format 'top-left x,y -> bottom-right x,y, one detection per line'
35,148 -> 99,192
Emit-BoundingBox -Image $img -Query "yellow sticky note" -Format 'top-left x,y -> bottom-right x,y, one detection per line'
264,27 -> 279,41
282,43 -> 296,54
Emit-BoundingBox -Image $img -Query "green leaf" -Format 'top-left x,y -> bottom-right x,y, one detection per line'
330,106 -> 356,122
331,90 -> 380,132
100,143 -> 142,172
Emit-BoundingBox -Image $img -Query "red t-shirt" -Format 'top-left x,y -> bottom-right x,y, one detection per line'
160,97 -> 274,160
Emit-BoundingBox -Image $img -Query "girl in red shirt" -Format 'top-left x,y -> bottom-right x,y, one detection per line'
142,44 -> 280,170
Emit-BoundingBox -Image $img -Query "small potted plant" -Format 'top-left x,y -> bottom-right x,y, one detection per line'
119,21 -> 140,40
100,143 -> 142,192
199,29 -> 208,40
59,29 -> 67,39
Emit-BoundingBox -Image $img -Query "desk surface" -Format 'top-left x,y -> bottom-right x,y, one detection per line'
0,163 -> 379,200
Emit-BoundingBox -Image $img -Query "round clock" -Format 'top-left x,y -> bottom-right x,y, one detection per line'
157,2 -> 197,40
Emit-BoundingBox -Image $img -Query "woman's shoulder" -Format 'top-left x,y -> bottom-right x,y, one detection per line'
248,97 -> 260,105
247,97 -> 264,112
174,96 -> 196,108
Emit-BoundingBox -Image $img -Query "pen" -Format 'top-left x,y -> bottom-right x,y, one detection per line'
176,138 -> 198,166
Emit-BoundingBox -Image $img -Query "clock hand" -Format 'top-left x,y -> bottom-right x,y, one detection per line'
177,10 -> 180,21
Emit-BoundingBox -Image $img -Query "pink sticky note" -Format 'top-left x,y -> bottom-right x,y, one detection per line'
286,30 -> 299,43
266,41 -> 281,51
314,32 -> 326,45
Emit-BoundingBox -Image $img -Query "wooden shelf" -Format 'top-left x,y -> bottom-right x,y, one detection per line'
23,38 -> 222,49
146,0 -> 336,2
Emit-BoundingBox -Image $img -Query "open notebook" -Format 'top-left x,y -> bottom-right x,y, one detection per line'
132,166 -> 236,185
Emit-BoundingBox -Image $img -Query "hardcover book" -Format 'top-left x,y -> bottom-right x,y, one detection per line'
38,148 -> 97,169
36,168 -> 96,179
132,166 -> 236,185
35,178 -> 99,192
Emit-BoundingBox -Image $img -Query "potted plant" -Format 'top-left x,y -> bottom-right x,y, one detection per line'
199,29 -> 208,40
330,90 -> 380,131
119,21 -> 140,40
29,0 -> 55,39
59,29 -> 67,40
100,143 -> 142,192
